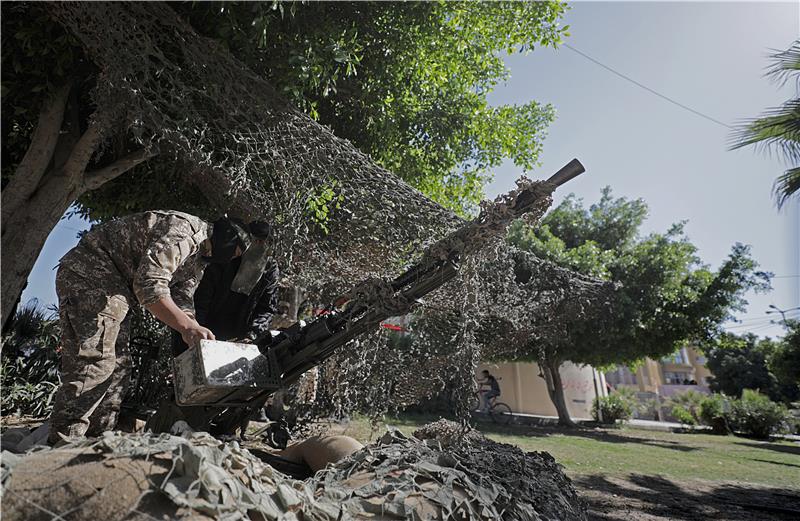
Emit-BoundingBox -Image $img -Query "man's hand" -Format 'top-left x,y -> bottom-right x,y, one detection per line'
146,296 -> 215,347
181,321 -> 216,348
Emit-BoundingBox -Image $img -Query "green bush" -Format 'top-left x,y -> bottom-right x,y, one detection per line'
728,389 -> 791,439
787,414 -> 800,435
671,404 -> 697,426
698,393 -> 731,434
667,390 -> 705,425
0,300 -> 61,417
593,389 -> 635,424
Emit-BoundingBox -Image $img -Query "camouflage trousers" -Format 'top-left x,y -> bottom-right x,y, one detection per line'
48,263 -> 134,444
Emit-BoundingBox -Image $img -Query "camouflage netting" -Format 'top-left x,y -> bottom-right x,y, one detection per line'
314,245 -> 614,418
1,420 -> 586,521
46,1 -> 461,293
45,3 -> 609,419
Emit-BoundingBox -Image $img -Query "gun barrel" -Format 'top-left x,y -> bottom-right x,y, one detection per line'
546,158 -> 585,187
276,159 -> 587,379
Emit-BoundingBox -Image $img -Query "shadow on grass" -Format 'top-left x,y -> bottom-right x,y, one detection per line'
734,440 -> 800,457
575,473 -> 800,521
470,420 -> 702,453
749,458 -> 800,469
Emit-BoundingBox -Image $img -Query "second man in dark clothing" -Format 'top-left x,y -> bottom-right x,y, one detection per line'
173,221 -> 280,355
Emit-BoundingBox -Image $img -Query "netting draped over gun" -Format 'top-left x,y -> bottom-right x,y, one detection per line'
173,159 -> 585,430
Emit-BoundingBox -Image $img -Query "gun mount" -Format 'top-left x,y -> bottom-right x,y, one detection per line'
173,159 -> 585,424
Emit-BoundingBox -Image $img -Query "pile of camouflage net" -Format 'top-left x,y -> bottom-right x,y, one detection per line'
1,420 -> 586,521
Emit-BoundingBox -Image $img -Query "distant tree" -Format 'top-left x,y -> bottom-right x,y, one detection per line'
703,325 -> 800,402
507,188 -> 771,426
730,40 -> 800,208
705,332 -> 799,403
766,319 -> 800,394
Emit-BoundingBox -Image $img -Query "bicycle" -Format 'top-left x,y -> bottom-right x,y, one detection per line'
473,391 -> 514,425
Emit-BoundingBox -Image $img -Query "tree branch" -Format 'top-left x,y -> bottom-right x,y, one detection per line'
82,147 -> 158,191
2,82 -> 72,226
52,88 -> 82,171
61,121 -> 105,183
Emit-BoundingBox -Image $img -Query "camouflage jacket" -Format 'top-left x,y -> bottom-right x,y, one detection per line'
61,211 -> 210,313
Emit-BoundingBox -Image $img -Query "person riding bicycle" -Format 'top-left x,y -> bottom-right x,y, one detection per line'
477,369 -> 501,413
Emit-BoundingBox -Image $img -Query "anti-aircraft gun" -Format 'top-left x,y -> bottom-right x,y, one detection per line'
172,159 -> 585,436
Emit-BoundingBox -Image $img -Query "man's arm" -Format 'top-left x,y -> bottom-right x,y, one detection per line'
133,215 -> 211,346
170,260 -> 207,320
147,296 -> 215,347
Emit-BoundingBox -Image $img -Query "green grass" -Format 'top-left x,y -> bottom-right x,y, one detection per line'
337,414 -> 800,489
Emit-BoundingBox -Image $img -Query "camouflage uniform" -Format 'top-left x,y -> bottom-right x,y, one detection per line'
48,211 -> 210,444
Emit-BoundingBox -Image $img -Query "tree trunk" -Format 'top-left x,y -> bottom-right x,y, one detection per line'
1,175 -> 81,326
1,84 -> 156,326
541,359 -> 577,428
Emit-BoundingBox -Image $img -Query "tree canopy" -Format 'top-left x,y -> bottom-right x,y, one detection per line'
508,187 -> 771,368
1,2 -> 574,323
502,188 -> 771,424
70,1 -> 568,219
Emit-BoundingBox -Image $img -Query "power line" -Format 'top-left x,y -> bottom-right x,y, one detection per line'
728,309 -> 800,322
563,43 -> 734,130
725,321 -> 781,330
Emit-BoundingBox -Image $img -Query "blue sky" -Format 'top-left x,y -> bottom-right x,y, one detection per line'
21,1 -> 799,338
485,1 -> 800,338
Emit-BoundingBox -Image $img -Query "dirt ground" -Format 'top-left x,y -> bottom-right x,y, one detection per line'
575,474 -> 800,521
3,415 -> 799,521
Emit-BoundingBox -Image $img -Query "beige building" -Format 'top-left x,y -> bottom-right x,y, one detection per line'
605,345 -> 712,395
477,361 -> 608,420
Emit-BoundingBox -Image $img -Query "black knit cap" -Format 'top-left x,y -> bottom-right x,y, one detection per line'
205,217 -> 249,264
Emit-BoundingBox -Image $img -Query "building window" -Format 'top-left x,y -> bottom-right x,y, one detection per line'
664,371 -> 690,384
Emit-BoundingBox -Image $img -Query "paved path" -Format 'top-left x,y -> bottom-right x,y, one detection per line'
480,411 -> 704,432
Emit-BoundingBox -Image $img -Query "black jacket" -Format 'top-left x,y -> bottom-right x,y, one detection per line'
172,257 -> 280,355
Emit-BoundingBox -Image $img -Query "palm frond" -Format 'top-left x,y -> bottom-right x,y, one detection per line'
729,99 -> 800,163
765,40 -> 800,88
774,166 -> 800,208
730,40 -> 800,208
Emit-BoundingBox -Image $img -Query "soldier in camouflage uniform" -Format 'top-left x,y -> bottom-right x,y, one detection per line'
48,211 -> 251,445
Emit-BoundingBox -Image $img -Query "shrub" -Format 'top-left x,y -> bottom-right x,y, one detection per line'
699,393 -> 731,434
638,397 -> 660,420
667,390 -> 705,425
0,300 -> 61,417
728,389 -> 791,439
787,414 -> 800,435
671,404 -> 697,426
593,389 -> 635,424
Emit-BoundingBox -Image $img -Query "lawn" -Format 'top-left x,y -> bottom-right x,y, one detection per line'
337,414 -> 800,489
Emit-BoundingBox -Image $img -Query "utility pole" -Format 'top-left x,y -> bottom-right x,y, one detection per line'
766,304 -> 800,326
